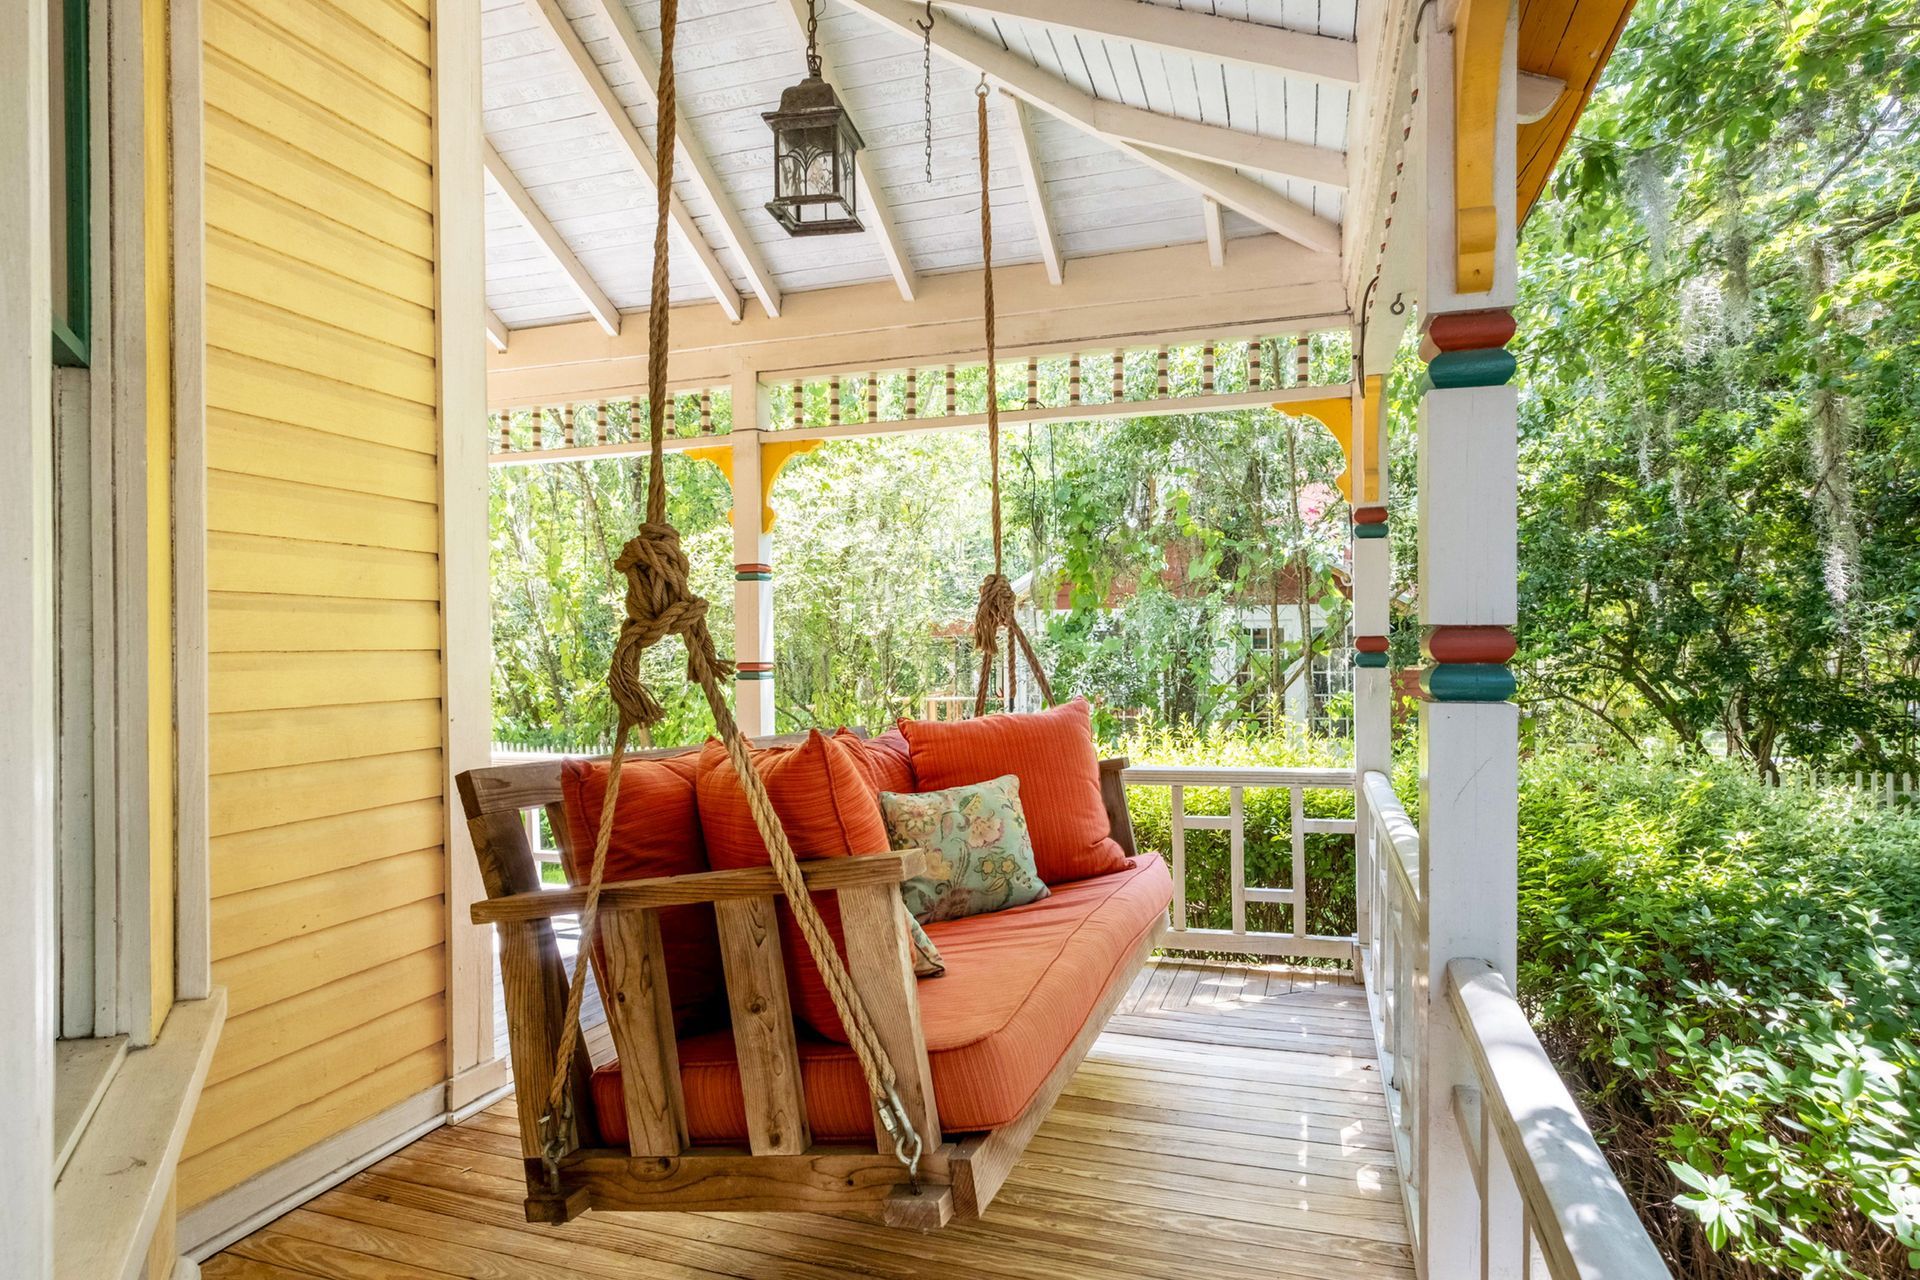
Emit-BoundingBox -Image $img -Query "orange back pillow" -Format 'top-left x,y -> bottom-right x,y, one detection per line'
557,754 -> 723,1032
900,697 -> 1129,885
696,731 -> 890,1042
835,726 -> 915,794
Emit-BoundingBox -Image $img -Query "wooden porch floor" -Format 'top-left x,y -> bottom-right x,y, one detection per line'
203,959 -> 1413,1280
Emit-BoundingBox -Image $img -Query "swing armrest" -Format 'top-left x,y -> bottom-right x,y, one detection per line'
470,851 -> 927,925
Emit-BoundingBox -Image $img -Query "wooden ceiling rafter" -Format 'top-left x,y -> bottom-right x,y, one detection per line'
938,0 -> 1361,87
484,138 -> 624,337
519,0 -> 746,321
1003,95 -> 1062,285
580,0 -> 785,318
836,0 -> 1343,254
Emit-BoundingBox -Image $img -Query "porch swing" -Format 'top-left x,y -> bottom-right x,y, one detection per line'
458,0 -> 1169,1230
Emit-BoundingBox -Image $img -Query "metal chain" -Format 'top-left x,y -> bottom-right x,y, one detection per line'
804,0 -> 821,79
916,0 -> 934,183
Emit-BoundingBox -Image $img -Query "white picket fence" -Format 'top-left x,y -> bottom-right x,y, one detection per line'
1773,768 -> 1916,806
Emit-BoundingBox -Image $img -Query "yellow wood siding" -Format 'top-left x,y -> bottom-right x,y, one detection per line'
185,0 -> 447,1209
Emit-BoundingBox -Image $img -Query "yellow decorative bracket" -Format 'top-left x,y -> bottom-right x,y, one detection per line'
1278,375 -> 1383,506
1452,0 -> 1507,294
684,438 -> 823,533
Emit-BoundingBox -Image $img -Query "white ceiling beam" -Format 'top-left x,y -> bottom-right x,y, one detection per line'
1003,95 -> 1061,284
486,308 -> 511,352
939,0 -> 1360,88
1090,98 -> 1347,189
838,0 -> 1342,253
483,140 -> 622,337
583,0 -> 783,318
1202,198 -> 1225,269
520,0 -> 743,321
772,0 -> 919,302
1128,142 -> 1340,252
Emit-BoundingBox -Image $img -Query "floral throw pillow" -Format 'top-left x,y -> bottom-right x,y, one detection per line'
880,775 -> 1051,923
905,915 -> 945,978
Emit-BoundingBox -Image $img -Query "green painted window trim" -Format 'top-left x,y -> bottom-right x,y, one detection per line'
53,0 -> 90,368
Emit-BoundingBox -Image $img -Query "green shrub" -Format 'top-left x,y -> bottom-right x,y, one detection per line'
1518,753 -> 1920,1278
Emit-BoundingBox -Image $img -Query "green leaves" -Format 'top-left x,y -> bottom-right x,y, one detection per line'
1522,754 -> 1920,1275
1516,0 -> 1920,775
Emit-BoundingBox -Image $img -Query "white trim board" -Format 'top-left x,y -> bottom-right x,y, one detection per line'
435,0 -> 504,1106
180,1082 -> 449,1260
170,0 -> 211,1007
0,0 -> 57,1274
53,991 -> 225,1280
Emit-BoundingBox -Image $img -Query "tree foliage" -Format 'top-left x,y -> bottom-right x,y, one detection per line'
1515,0 -> 1920,775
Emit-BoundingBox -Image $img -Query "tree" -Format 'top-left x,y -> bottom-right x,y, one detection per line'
1512,0 -> 1920,775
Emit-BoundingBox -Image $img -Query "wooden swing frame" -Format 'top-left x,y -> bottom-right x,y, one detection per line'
460,744 -> 1156,1229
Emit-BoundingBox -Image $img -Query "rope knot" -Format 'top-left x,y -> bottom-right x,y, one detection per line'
609,521 -> 733,727
971,572 -> 1018,656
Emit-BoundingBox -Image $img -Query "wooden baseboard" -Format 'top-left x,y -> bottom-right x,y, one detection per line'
447,1056 -> 510,1115
180,1082 -> 447,1260
949,920 -> 1165,1218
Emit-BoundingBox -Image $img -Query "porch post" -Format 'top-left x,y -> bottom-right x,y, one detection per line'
1414,0 -> 1521,1271
730,370 -> 776,737
1349,350 -> 1389,941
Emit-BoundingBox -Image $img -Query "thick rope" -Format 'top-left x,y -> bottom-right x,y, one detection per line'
970,82 -> 1056,718
542,0 -> 921,1191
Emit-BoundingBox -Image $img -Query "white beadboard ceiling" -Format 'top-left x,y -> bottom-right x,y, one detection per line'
482,0 -> 1357,331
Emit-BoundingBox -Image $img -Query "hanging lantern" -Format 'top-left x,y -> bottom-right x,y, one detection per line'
763,0 -> 864,236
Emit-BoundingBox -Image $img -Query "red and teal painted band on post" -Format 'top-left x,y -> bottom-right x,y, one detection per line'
735,562 -> 772,582
1354,522 -> 1388,540
1353,506 -> 1388,524
1355,635 -> 1389,653
736,661 -> 774,682
1420,663 -> 1515,701
1353,652 -> 1389,669
1421,307 -> 1515,389
1422,625 -> 1516,664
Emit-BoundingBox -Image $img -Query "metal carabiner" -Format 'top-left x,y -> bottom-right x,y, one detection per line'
875,1086 -> 926,1195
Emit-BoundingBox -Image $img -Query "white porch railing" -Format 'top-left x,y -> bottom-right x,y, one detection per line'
1122,764 -> 1359,963
1359,769 -> 1671,1279
1360,769 -> 1426,1232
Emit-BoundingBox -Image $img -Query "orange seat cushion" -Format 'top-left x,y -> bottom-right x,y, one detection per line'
591,853 -> 1172,1145
900,698 -> 1129,884
696,731 -> 890,1043
836,726 -> 915,794
556,755 -> 722,1032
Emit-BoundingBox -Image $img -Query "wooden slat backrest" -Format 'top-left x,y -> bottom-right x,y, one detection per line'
1099,756 -> 1136,858
457,733 -> 817,822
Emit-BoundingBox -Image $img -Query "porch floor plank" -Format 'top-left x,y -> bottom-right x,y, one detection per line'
203,958 -> 1413,1279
